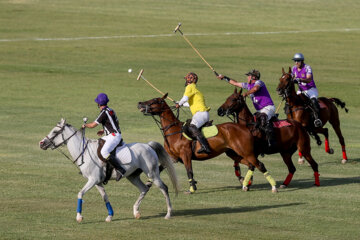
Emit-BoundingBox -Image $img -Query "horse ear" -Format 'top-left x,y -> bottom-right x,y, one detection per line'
162,93 -> 168,100
239,88 -> 243,95
60,118 -> 66,126
288,67 -> 291,74
234,88 -> 237,94
282,67 -> 285,75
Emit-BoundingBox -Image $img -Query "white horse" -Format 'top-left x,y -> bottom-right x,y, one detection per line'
39,118 -> 179,222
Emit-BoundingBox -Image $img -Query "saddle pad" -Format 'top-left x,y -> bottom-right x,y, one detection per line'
183,125 -> 219,141
115,144 -> 132,164
319,101 -> 327,109
273,120 -> 292,128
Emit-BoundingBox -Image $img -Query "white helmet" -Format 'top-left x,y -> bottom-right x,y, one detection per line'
292,53 -> 305,61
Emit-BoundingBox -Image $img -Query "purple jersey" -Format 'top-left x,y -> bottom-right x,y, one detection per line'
292,64 -> 317,91
242,80 -> 274,111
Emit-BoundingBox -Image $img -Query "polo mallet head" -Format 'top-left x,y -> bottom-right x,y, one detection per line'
174,23 -> 182,34
83,117 -> 88,123
137,69 -> 144,81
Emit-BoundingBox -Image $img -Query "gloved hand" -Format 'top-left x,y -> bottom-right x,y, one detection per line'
293,78 -> 301,84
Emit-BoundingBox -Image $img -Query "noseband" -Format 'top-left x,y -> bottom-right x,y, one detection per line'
278,74 -> 294,98
45,124 -> 77,149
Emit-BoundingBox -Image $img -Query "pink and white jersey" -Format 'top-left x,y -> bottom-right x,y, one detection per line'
292,64 -> 317,91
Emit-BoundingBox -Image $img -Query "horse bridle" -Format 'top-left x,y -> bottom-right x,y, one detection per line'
45,124 -> 87,166
223,95 -> 251,124
278,73 -> 294,99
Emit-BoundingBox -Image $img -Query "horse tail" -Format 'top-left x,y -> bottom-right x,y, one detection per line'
329,98 -> 349,113
147,141 -> 180,196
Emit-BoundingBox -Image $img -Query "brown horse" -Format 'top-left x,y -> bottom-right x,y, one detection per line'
138,94 -> 277,193
277,67 -> 348,164
218,88 -> 320,187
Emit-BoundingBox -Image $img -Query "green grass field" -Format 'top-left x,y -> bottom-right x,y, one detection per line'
1,0 -> 360,239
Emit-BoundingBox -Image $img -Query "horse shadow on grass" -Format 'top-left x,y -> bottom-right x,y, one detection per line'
138,202 -> 304,220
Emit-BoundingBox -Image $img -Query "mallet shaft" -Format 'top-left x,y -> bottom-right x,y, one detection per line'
136,69 -> 175,102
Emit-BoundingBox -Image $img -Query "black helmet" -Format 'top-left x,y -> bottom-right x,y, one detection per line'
245,69 -> 261,79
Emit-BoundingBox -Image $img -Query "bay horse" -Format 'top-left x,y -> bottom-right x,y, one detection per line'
217,88 -> 320,187
138,94 -> 278,193
39,118 -> 180,222
277,67 -> 348,164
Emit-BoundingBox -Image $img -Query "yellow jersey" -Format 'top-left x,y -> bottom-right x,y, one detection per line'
183,83 -> 210,115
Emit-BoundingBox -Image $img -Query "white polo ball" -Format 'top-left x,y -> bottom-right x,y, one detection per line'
128,68 -> 132,73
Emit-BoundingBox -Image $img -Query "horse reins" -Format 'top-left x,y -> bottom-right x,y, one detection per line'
45,125 -> 88,167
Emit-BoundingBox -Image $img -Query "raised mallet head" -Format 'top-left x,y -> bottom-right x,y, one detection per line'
137,69 -> 144,81
83,117 -> 88,123
174,23 -> 182,33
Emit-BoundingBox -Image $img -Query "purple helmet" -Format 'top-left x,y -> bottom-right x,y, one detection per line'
94,93 -> 109,106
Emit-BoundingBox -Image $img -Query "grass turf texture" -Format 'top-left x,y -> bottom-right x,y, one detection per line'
1,0 -> 360,239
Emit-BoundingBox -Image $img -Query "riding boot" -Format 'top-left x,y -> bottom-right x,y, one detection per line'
311,98 -> 322,127
265,122 -> 276,148
107,153 -> 126,181
188,124 -> 211,154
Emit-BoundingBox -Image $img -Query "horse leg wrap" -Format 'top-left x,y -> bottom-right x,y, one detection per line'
243,170 -> 254,187
314,172 -> 320,186
106,202 -> 114,216
233,163 -> 241,177
189,179 -> 197,193
77,199 -> 83,213
283,173 -> 294,186
264,172 -> 276,187
325,139 -> 330,153
342,145 -> 348,160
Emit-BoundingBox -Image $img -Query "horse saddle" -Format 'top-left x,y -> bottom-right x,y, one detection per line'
182,120 -> 218,140
97,139 -> 132,164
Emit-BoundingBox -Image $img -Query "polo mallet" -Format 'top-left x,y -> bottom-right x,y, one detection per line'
136,69 -> 175,102
174,23 -> 219,76
81,117 -> 88,159
275,99 -> 284,114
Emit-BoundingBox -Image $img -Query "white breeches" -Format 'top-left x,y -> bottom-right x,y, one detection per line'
258,105 -> 276,121
191,111 -> 210,128
100,133 -> 122,159
297,87 -> 319,99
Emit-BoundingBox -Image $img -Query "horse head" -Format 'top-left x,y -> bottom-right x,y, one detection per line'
217,88 -> 245,117
138,93 -> 170,116
39,118 -> 71,150
276,67 -> 294,97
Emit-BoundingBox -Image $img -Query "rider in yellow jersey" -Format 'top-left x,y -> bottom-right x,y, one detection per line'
176,72 -> 211,154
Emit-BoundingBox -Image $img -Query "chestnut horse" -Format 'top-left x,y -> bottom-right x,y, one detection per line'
138,94 -> 277,193
218,88 -> 320,187
277,68 -> 348,164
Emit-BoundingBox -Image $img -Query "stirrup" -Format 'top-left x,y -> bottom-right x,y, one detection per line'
314,119 -> 322,128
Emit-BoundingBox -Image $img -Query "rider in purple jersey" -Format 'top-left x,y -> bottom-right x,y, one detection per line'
291,53 -> 322,127
217,69 -> 276,147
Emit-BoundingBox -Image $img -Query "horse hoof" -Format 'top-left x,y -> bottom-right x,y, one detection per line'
341,159 -> 347,164
105,215 -> 112,222
238,177 -> 244,185
164,214 -> 171,220
134,212 -> 141,219
76,216 -> 83,223
298,158 -> 305,165
242,186 -> 249,192
272,188 -> 278,193
279,184 -> 287,189
327,148 -> 334,154
184,190 -> 192,195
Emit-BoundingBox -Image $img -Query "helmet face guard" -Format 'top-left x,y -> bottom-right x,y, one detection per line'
184,72 -> 198,86
95,93 -> 109,106
292,53 -> 305,61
